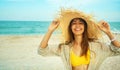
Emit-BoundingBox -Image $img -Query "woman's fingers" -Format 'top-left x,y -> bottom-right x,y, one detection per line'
98,20 -> 109,27
98,20 -> 111,33
52,19 -> 60,25
102,21 -> 108,27
48,19 -> 60,31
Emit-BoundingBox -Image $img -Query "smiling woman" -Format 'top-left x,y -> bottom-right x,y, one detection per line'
38,9 -> 120,70
0,0 -> 120,70
70,18 -> 86,36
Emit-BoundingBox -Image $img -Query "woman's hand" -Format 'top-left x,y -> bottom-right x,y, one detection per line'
98,21 -> 120,48
48,20 -> 60,32
40,19 -> 60,48
98,20 -> 111,34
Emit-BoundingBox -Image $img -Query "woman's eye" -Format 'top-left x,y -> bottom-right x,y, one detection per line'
72,22 -> 76,24
79,23 -> 83,25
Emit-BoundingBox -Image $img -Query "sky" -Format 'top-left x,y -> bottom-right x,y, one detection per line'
0,0 -> 120,21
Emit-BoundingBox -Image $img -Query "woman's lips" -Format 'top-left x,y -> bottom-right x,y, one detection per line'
74,28 -> 82,31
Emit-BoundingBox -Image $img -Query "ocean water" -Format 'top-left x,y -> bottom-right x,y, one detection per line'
0,21 -> 50,35
0,21 -> 120,35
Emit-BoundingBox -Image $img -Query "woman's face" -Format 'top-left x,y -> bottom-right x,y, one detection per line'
71,19 -> 85,36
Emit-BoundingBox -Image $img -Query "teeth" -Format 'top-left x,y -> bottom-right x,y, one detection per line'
75,28 -> 81,31
76,28 -> 80,30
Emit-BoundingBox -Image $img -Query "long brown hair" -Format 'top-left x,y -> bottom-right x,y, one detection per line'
68,17 -> 89,56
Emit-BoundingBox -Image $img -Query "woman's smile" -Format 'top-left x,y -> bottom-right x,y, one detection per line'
74,28 -> 82,31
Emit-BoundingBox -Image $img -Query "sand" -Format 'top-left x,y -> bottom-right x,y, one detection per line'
0,35 -> 64,70
0,34 -> 120,70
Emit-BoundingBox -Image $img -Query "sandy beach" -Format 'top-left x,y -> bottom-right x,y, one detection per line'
0,35 -> 65,70
0,34 -> 120,70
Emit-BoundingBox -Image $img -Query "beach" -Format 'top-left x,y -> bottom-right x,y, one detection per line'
0,0 -> 120,69
0,34 -> 120,70
0,35 -> 65,70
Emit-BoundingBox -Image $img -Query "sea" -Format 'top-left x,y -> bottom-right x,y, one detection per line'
0,21 -> 120,35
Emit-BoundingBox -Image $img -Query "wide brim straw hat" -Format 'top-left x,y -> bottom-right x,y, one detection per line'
57,9 -> 102,42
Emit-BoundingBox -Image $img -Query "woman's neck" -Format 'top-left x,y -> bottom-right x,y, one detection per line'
74,35 -> 82,46
72,35 -> 83,55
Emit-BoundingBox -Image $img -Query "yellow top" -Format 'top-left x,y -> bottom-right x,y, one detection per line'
70,49 -> 90,67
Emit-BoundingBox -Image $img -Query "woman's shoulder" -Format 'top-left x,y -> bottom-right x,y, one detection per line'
88,40 -> 105,48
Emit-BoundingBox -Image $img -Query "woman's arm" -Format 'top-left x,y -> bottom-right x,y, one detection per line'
39,20 -> 60,48
38,20 -> 61,56
98,21 -> 120,48
106,31 -> 120,48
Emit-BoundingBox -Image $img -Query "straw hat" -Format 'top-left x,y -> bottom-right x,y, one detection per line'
57,9 -> 102,42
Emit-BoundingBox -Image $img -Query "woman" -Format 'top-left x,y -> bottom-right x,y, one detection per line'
38,10 -> 120,70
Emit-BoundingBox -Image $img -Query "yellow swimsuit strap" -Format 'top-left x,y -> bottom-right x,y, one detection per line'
70,49 -> 90,67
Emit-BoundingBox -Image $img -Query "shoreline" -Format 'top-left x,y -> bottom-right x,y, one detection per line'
0,31 -> 120,36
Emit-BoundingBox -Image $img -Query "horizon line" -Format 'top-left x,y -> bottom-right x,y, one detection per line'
0,20 -> 120,22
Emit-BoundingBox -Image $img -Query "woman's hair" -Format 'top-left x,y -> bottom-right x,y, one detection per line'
68,17 -> 89,56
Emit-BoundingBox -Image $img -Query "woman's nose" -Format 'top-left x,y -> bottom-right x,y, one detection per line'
75,23 -> 80,27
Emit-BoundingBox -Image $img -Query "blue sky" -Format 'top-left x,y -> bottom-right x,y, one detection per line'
0,0 -> 120,21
